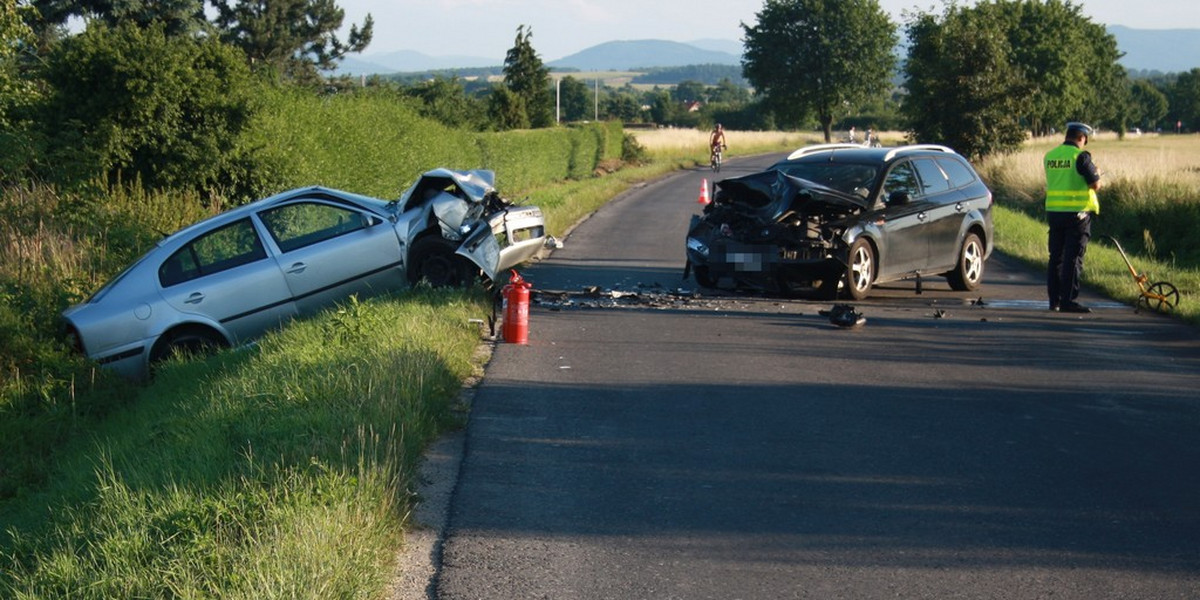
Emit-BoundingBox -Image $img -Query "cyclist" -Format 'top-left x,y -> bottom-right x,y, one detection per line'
709,123 -> 727,169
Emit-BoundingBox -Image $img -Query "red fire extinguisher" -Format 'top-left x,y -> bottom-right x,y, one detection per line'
501,269 -> 531,344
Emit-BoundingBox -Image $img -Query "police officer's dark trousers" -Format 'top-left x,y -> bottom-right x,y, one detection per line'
1047,210 -> 1091,307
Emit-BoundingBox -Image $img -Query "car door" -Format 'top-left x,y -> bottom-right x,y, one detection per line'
257,198 -> 407,315
158,218 -> 298,343
876,160 -> 932,278
910,157 -> 964,272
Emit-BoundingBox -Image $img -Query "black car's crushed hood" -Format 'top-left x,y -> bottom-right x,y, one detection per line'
712,169 -> 870,222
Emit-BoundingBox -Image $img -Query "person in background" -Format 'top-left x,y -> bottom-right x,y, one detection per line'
1044,121 -> 1102,313
710,123 -> 726,155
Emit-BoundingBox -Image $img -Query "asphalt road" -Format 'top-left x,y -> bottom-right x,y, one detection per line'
434,153 -> 1200,599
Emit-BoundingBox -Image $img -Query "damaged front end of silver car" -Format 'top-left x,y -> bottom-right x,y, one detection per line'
395,169 -> 548,283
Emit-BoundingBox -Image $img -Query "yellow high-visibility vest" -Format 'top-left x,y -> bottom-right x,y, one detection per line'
1044,144 -> 1100,213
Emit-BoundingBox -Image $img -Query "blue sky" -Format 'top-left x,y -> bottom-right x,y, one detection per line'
337,0 -> 1200,60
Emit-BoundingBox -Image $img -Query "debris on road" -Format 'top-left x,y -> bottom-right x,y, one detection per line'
819,304 -> 866,328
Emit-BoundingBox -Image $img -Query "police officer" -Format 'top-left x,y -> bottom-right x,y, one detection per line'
1044,122 -> 1102,313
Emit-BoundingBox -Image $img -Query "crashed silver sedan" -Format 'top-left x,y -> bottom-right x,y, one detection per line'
62,169 -> 546,379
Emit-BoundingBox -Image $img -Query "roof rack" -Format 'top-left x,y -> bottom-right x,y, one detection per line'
786,143 -> 865,160
883,144 -> 954,161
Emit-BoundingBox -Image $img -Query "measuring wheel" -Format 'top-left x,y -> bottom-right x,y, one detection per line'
1138,281 -> 1180,313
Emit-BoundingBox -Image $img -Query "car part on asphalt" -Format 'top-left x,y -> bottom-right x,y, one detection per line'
819,304 -> 866,328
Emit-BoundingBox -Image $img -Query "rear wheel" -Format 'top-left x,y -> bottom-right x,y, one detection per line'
845,238 -> 874,300
947,233 -> 985,291
149,328 -> 225,366
409,235 -> 476,287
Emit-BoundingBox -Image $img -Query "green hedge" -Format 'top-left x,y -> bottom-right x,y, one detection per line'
244,88 -> 624,200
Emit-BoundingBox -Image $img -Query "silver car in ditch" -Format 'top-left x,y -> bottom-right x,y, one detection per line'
62,169 -> 547,379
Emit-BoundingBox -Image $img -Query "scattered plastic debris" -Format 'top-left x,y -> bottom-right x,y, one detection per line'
819,304 -> 866,328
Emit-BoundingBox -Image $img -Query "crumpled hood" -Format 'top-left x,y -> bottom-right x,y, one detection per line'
715,169 -> 869,220
398,168 -> 497,207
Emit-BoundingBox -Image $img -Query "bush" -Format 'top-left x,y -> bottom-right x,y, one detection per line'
34,22 -> 258,198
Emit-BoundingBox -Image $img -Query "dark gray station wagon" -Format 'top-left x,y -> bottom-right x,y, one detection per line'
685,144 -> 994,299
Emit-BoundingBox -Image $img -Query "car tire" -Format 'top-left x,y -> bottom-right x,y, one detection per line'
694,265 -> 718,288
149,327 -> 225,365
409,235 -> 475,287
845,238 -> 875,300
946,232 -> 985,291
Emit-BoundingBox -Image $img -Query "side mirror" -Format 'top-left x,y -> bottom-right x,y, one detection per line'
887,191 -> 912,206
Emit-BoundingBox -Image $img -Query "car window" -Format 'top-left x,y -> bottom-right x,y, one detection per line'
912,158 -> 950,194
936,157 -> 979,189
159,219 -> 267,287
259,202 -> 370,253
882,162 -> 921,200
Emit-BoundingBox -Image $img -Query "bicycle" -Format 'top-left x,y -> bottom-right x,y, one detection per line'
710,144 -> 726,172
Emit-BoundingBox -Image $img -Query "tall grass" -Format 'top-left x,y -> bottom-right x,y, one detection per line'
2,289 -> 488,598
978,133 -> 1200,322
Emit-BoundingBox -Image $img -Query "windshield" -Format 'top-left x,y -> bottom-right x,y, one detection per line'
772,161 -> 879,196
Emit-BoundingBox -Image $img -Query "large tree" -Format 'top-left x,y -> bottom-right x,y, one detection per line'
742,0 -> 896,141
210,0 -> 372,81
1128,79 -> 1168,131
902,0 -> 1127,156
502,25 -> 552,128
1170,68 -> 1200,132
902,9 -> 1029,159
36,21 -> 257,193
28,0 -> 208,36
558,75 -> 591,122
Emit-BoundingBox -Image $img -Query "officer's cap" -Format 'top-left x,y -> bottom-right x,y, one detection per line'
1065,122 -> 1094,137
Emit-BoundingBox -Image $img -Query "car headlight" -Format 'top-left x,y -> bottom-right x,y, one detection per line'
686,237 -> 709,257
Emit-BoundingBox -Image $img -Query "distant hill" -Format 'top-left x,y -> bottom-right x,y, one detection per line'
1108,26 -> 1200,73
336,50 -> 499,76
335,27 -> 1199,78
547,40 -> 739,71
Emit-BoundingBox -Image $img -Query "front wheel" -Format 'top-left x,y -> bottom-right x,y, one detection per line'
844,238 -> 875,300
946,232 -> 985,291
408,235 -> 476,287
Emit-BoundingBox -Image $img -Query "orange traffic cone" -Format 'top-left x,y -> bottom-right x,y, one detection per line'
698,178 -> 710,205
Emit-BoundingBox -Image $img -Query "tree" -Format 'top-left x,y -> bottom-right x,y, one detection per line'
901,0 -> 1128,157
902,9 -> 1029,159
406,76 -> 487,130
1128,79 -> 1168,131
1,0 -> 39,179
487,86 -> 529,131
212,0 -> 372,81
36,22 -> 257,194
503,25 -> 552,128
558,76 -> 591,122
1170,68 -> 1200,132
742,0 -> 897,141
672,80 -> 707,104
28,0 -> 208,36
1,0 -> 36,126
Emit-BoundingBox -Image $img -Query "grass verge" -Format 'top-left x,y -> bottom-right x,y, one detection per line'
2,289 -> 489,598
